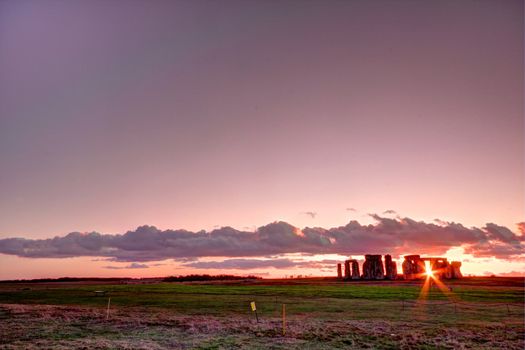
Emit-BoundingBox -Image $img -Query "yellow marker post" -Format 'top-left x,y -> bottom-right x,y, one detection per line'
250,301 -> 259,323
282,304 -> 286,336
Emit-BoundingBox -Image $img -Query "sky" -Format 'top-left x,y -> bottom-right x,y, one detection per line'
0,0 -> 523,280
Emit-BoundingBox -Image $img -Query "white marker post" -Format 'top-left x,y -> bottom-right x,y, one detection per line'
250,301 -> 259,323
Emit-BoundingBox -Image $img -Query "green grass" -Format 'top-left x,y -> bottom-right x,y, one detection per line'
0,282 -> 522,308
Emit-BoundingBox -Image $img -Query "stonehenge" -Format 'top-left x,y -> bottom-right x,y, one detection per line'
344,260 -> 351,279
450,261 -> 463,279
402,255 -> 426,279
384,254 -> 397,280
401,255 -> 463,280
343,259 -> 361,280
362,255 -> 385,279
336,254 -> 462,280
350,259 -> 360,279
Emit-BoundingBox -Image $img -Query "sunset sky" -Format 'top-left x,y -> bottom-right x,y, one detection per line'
0,0 -> 523,280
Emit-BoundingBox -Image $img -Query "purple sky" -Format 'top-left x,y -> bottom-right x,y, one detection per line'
0,1 -> 523,278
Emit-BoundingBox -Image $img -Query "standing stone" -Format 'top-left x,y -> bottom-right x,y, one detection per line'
429,258 -> 450,279
450,261 -> 463,278
350,259 -> 360,279
344,260 -> 351,280
384,255 -> 397,280
362,255 -> 385,280
402,255 -> 425,279
337,263 -> 342,279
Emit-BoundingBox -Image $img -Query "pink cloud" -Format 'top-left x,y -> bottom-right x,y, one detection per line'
0,215 -> 523,263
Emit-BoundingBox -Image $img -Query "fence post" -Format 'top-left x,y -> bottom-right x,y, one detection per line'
106,297 -> 111,320
282,304 -> 286,336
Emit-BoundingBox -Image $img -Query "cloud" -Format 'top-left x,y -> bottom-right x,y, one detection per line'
346,208 -> 356,212
434,218 -> 449,225
484,270 -> 525,277
382,210 -> 397,215
516,222 -> 525,236
302,211 -> 317,218
483,223 -> 524,244
103,262 -> 149,269
183,258 -> 339,270
462,241 -> 523,259
495,270 -> 525,277
0,216 -> 523,262
183,258 -> 299,270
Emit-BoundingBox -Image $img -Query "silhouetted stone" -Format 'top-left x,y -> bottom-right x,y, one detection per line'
362,255 -> 384,280
450,261 -> 462,278
349,259 -> 360,279
338,253 -> 462,282
344,260 -> 351,280
428,258 -> 450,279
402,255 -> 425,279
402,255 -> 463,280
384,254 -> 397,279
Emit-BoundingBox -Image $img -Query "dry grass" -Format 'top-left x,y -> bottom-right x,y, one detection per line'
0,302 -> 523,350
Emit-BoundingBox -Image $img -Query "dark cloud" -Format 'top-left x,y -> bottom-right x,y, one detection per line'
484,223 -> 524,244
302,211 -> 317,219
382,210 -> 397,215
184,258 -> 299,270
434,218 -> 449,225
103,262 -> 149,269
184,258 -> 338,270
0,216 -> 523,262
461,223 -> 524,259
463,241 -> 523,259
346,208 -> 356,212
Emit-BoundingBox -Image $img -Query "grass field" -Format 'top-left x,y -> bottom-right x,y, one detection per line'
0,277 -> 523,349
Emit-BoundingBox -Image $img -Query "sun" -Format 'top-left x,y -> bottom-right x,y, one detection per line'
424,260 -> 433,277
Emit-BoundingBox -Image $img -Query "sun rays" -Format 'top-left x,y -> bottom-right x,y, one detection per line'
418,263 -> 458,303
424,261 -> 433,277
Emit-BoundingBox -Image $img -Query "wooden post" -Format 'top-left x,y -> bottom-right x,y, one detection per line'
282,304 -> 286,336
106,297 -> 111,320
